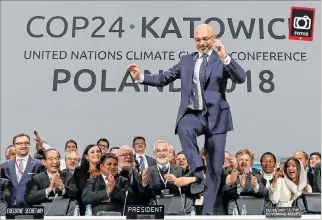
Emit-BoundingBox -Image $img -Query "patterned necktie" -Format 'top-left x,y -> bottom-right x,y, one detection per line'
139,156 -> 145,172
19,159 -> 24,171
199,54 -> 208,89
17,159 -> 24,183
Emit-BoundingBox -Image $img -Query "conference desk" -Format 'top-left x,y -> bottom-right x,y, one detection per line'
1,215 -> 321,219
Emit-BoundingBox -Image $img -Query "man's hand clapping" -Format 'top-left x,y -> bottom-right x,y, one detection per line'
106,174 -> 116,194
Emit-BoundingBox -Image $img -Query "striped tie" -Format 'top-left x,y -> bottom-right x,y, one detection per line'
139,156 -> 145,172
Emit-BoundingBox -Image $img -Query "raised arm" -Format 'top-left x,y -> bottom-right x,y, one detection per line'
127,61 -> 181,87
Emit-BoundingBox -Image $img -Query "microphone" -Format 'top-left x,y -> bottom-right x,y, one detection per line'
45,193 -> 58,216
177,186 -> 186,216
122,190 -> 128,216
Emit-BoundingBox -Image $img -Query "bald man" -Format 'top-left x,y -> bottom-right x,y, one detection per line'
128,24 -> 246,214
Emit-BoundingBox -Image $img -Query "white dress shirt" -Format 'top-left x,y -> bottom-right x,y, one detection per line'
187,50 -> 214,110
137,50 -> 232,108
261,171 -> 274,189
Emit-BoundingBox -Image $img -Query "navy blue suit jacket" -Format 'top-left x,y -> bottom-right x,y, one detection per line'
142,51 -> 246,134
1,156 -> 44,206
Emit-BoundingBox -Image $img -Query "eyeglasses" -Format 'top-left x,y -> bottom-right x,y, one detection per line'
120,153 -> 134,158
46,157 -> 60,162
15,142 -> 30,146
194,35 -> 214,43
67,158 -> 79,161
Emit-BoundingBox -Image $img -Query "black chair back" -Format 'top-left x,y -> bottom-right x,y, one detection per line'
293,193 -> 321,214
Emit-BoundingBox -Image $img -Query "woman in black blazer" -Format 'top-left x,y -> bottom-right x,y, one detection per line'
73,144 -> 102,215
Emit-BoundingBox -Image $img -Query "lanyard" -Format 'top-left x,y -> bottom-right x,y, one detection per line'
157,166 -> 170,188
15,156 -> 30,175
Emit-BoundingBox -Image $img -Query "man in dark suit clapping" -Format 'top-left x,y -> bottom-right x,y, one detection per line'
82,153 -> 131,216
118,145 -> 149,205
26,149 -> 77,206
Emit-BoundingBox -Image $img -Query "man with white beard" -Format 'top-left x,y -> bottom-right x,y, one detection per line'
117,145 -> 149,205
145,140 -> 194,213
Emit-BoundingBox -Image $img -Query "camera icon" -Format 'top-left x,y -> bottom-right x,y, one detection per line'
293,15 -> 311,30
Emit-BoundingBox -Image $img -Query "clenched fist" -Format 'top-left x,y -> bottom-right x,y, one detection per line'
213,39 -> 227,59
127,64 -> 141,81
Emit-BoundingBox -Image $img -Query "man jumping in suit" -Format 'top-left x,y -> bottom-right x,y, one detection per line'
127,24 -> 246,215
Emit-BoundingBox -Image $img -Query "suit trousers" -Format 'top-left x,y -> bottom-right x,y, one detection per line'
177,110 -> 227,215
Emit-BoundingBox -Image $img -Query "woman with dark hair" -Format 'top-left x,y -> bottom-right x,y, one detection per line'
74,144 -> 102,215
175,151 -> 190,175
269,157 -> 312,207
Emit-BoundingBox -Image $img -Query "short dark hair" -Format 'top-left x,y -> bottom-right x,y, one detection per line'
79,144 -> 102,172
13,133 -> 30,145
109,146 -> 120,152
177,151 -> 185,156
43,149 -> 61,160
260,152 -> 277,164
310,152 -> 321,159
100,153 -> 118,165
65,139 -> 78,149
5,145 -> 13,155
97,138 -> 110,147
132,136 -> 146,146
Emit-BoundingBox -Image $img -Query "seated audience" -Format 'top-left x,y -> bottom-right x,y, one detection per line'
117,145 -> 149,205
145,140 -> 192,204
175,151 -> 189,174
62,151 -> 80,173
0,177 -> 12,205
308,152 -> 321,191
133,136 -> 157,173
5,145 -> 16,161
168,145 -> 176,164
109,147 -> 120,156
0,178 -> 11,216
82,153 -> 131,215
60,140 -> 79,170
260,152 -> 277,189
26,149 -> 77,205
222,149 -> 267,212
223,151 -> 232,169
313,162 -> 321,193
269,157 -> 312,207
293,151 -> 313,186
97,138 -> 110,155
74,144 -> 102,215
